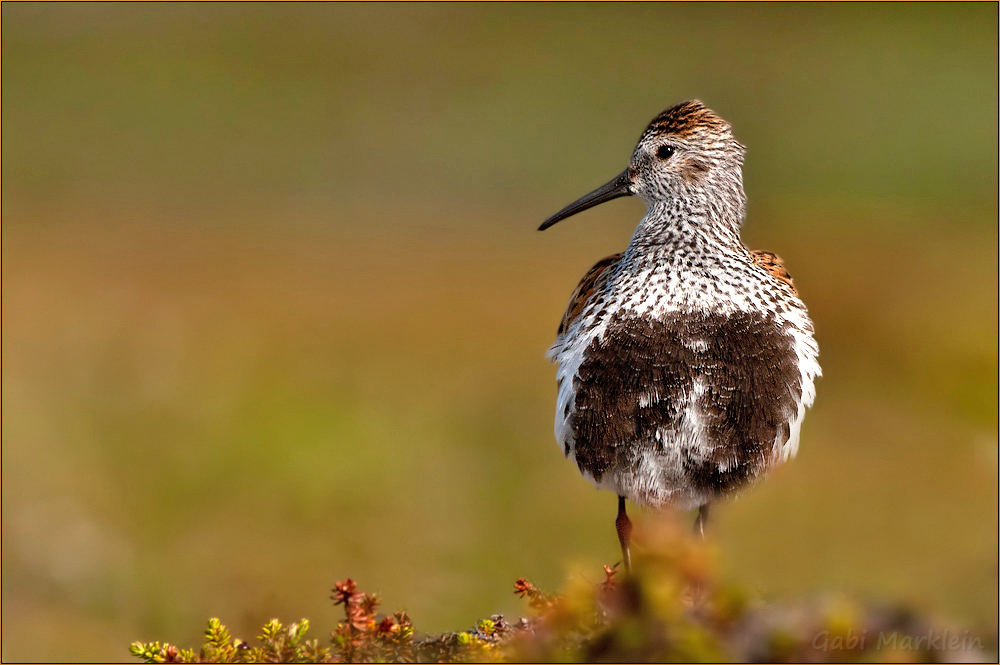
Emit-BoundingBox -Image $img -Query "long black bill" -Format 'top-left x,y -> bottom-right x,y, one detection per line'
539,169 -> 632,231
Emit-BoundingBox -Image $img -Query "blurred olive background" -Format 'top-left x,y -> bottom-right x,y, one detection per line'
2,3 -> 998,661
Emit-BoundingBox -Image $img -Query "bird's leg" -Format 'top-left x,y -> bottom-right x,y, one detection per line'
683,503 -> 712,609
615,495 -> 632,573
694,503 -> 710,539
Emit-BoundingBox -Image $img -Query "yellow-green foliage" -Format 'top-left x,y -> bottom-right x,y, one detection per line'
130,617 -> 330,664
130,521 -> 993,663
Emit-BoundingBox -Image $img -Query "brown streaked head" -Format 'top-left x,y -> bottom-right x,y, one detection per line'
540,100 -> 745,231
628,99 -> 745,202
638,99 -> 732,143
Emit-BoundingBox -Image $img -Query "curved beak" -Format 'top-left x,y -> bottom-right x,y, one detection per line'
539,169 -> 632,231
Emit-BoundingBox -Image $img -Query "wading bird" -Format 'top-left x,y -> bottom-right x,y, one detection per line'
540,101 -> 820,570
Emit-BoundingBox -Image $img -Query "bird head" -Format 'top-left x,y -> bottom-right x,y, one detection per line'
539,100 -> 746,231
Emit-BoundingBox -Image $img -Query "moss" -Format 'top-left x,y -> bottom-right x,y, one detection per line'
130,523 -> 993,663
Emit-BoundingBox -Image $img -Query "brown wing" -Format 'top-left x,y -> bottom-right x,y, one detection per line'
557,253 -> 623,336
751,250 -> 797,294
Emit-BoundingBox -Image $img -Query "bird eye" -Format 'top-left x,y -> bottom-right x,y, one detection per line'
657,145 -> 676,160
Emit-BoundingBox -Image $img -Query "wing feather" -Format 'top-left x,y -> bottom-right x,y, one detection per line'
751,250 -> 797,294
557,253 -> 623,336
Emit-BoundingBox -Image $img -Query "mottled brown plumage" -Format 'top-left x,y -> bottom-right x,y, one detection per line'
539,100 -> 820,570
642,100 -> 731,140
560,249 -> 796,337
751,250 -> 796,293
557,254 -> 623,336
571,309 -> 801,500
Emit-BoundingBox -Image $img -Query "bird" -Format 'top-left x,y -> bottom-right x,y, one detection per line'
539,100 -> 820,571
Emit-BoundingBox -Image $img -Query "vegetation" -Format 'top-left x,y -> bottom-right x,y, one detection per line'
130,522 -> 993,663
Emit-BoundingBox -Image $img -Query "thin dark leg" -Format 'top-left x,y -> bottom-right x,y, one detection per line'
694,504 -> 710,539
615,495 -> 632,572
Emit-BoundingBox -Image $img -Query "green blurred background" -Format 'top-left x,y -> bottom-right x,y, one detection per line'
2,3 -> 997,661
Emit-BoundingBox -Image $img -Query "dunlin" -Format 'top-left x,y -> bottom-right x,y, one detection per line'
540,101 -> 820,569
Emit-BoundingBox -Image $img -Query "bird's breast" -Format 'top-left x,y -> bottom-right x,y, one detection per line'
551,296 -> 817,508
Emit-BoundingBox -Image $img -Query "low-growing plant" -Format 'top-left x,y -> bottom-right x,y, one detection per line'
131,519 -> 994,663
